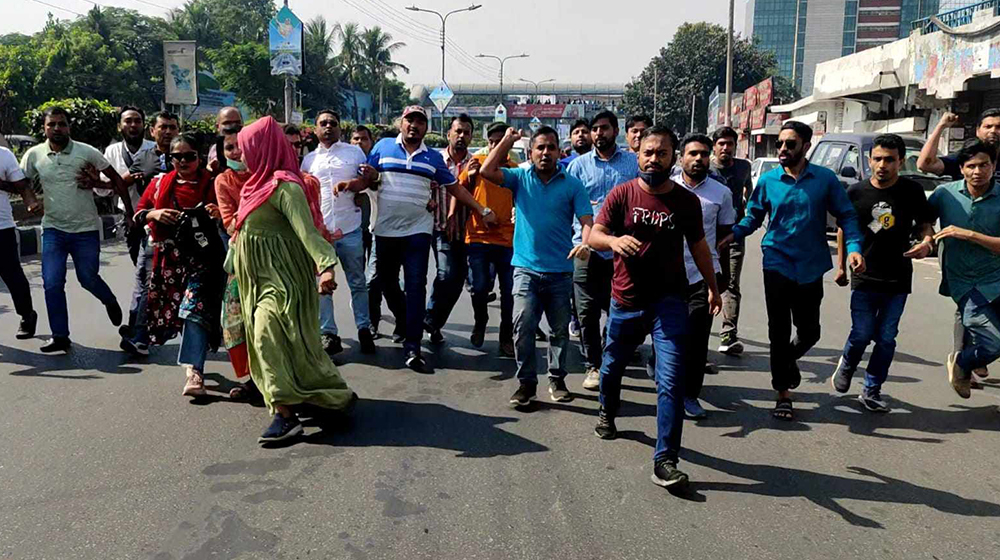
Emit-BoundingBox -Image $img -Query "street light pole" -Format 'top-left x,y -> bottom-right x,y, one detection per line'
477,53 -> 528,107
283,0 -> 293,124
725,0 -> 734,126
407,3 -> 482,131
518,78 -> 555,102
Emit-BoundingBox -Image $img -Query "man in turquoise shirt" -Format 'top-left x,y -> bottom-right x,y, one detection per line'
20,106 -> 132,353
721,120 -> 865,420
927,140 -> 1000,399
480,125 -> 593,409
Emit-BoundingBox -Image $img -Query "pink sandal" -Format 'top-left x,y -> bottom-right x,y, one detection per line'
182,368 -> 207,397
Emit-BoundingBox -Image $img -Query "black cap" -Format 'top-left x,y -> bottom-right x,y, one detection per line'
486,121 -> 508,136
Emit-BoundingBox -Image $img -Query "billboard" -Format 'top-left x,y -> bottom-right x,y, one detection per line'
163,41 -> 198,105
507,104 -> 585,119
269,6 -> 303,76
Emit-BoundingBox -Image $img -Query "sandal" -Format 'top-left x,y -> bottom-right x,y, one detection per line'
229,380 -> 260,401
182,368 -> 207,397
773,398 -> 793,421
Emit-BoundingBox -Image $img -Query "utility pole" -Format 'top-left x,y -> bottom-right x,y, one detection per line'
725,0 -> 734,126
407,4 -> 482,131
478,53 -> 529,107
283,0 -> 293,124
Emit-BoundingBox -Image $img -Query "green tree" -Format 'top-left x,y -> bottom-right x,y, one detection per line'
335,22 -> 364,123
623,22 -> 801,135
0,42 -> 42,133
24,98 -> 118,150
361,26 -> 408,124
300,16 -> 346,118
207,42 -> 282,115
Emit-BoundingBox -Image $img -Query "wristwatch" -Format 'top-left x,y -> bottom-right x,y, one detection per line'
481,207 -> 493,217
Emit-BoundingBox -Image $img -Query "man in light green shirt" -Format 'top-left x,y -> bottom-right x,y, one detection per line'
20,106 -> 132,353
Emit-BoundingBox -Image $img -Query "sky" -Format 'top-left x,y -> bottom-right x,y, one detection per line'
4,0 -> 746,88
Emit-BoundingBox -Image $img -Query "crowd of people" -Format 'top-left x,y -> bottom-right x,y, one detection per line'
2,101 -> 999,491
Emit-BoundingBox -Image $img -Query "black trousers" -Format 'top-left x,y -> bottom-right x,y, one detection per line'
684,277 -> 715,399
573,255 -> 613,369
0,227 -> 33,318
762,269 -> 823,392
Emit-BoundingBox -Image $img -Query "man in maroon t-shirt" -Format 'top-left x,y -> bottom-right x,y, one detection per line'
588,125 -> 722,490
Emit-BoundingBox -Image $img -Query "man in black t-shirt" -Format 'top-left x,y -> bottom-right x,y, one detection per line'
832,134 -> 936,412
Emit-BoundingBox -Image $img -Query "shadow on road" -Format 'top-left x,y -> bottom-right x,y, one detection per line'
0,343 -> 141,378
300,398 -> 550,458
681,449 -> 1000,528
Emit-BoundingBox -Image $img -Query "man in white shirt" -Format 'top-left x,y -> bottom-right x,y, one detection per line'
0,145 -> 40,338
669,134 -> 735,419
301,109 -> 376,355
98,106 -> 159,213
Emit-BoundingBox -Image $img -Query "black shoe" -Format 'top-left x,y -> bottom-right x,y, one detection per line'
391,328 -> 405,344
40,336 -> 71,353
548,378 -> 573,402
322,334 -> 343,356
358,328 -> 376,354
429,329 -> 445,344
258,414 -> 303,444
369,325 -> 382,340
486,292 -> 498,303
595,407 -> 617,439
119,337 -> 150,357
15,311 -> 37,339
405,351 -> 432,374
535,328 -> 547,342
830,356 -> 854,394
509,382 -> 536,408
470,324 -> 485,348
105,300 -> 123,327
651,460 -> 689,489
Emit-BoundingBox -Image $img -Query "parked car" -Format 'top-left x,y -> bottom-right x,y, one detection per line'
807,133 -> 951,231
3,134 -> 38,157
750,157 -> 780,189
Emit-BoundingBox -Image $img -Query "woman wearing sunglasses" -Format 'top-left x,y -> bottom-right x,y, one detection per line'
233,117 -> 356,445
134,134 -> 226,397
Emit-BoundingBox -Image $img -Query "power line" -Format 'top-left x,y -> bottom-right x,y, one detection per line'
30,0 -> 84,16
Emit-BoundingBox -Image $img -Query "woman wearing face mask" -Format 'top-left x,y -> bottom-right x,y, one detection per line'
215,132 -> 258,401
135,134 -> 226,397
234,117 -> 355,445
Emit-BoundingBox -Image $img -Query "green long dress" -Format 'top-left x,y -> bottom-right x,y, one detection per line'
234,182 -> 354,415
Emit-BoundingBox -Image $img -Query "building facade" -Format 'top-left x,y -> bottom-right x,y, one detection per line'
745,0 -> 938,95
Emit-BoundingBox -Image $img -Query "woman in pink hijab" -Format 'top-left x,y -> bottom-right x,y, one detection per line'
233,116 -> 355,445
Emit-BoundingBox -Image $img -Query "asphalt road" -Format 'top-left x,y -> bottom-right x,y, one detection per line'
1,236 -> 998,560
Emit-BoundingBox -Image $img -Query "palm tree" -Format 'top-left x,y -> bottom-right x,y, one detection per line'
361,26 -> 408,124
335,22 -> 364,123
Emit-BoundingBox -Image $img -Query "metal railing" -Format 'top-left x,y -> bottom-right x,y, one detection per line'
910,0 -> 1000,34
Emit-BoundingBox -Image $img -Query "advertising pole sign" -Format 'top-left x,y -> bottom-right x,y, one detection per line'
270,6 -> 303,76
163,41 -> 198,105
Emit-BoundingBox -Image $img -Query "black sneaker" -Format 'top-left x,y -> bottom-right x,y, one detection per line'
429,329 -> 445,344
858,389 -> 890,413
15,311 -> 37,339
486,292 -> 498,303
831,356 -> 854,394
358,328 -> 376,354
40,336 -> 71,353
651,460 -> 689,489
120,337 -> 150,357
548,378 -> 573,402
509,382 -> 536,408
405,351 -> 432,374
470,324 -> 485,348
369,324 -> 382,340
391,328 -> 405,344
322,334 -> 343,356
105,299 -> 123,327
258,414 -> 303,444
594,407 -> 617,439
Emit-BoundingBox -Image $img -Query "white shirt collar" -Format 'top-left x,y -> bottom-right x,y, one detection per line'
395,134 -> 427,157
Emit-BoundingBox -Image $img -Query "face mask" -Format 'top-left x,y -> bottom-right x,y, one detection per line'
227,158 -> 247,172
638,169 -> 669,187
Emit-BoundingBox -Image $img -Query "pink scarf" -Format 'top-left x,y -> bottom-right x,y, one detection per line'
234,116 -> 326,236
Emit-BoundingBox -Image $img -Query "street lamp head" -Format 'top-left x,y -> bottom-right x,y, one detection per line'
405,5 -> 419,11
468,4 -> 482,10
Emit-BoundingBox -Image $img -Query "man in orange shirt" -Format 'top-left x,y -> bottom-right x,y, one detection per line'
462,122 -> 517,356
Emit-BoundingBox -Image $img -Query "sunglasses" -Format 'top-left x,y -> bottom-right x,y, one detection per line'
170,152 -> 198,163
776,140 -> 799,150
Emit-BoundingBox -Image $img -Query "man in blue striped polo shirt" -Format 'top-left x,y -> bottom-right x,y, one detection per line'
363,106 -> 496,373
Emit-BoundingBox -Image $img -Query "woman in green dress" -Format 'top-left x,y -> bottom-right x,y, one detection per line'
234,116 -> 356,444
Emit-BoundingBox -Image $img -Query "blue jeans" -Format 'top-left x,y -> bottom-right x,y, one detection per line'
42,228 -> 117,338
468,243 -> 514,341
512,267 -> 572,383
840,290 -> 908,391
177,319 -> 209,371
375,233 -> 432,354
320,228 -> 371,335
126,237 -> 153,345
425,231 -> 467,331
599,296 -> 688,464
956,289 -> 1000,371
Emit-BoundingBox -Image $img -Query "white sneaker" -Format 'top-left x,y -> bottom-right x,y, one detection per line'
582,367 -> 600,391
